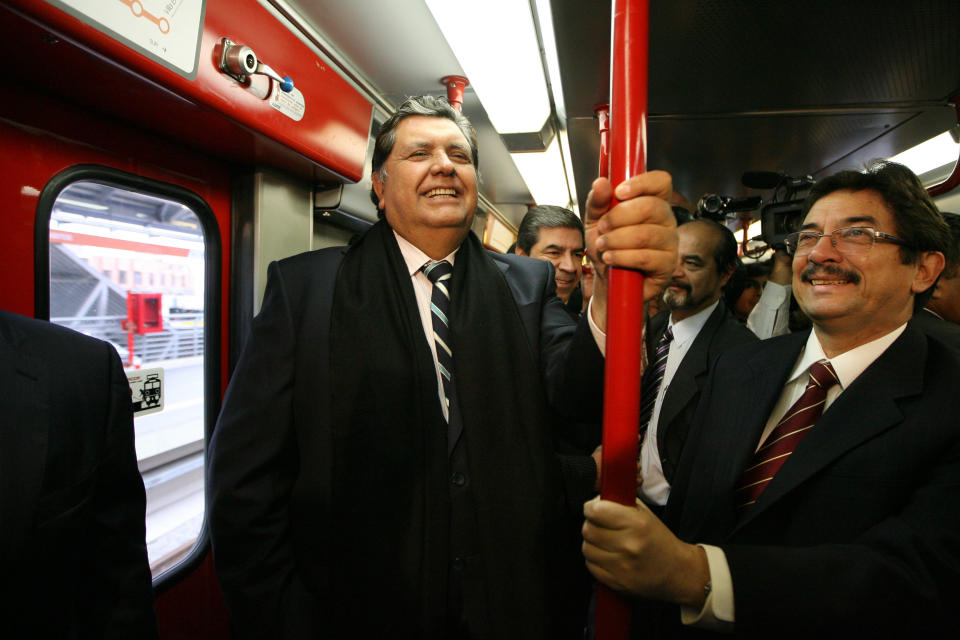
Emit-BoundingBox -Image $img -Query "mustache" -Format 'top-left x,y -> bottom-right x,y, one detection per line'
665,278 -> 692,293
801,263 -> 861,284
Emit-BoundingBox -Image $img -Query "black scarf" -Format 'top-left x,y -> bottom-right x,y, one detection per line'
329,220 -> 576,638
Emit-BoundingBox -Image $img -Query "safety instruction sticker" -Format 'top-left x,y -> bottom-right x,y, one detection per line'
126,367 -> 165,417
45,0 -> 207,79
269,84 -> 306,122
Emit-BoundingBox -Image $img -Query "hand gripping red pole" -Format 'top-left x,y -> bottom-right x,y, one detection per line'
595,0 -> 649,639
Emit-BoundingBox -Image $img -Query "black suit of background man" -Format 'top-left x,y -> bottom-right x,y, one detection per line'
0,309 -> 158,639
643,301 -> 756,490
639,219 -> 757,507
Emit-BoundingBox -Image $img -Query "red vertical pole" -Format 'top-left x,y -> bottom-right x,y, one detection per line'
595,0 -> 648,639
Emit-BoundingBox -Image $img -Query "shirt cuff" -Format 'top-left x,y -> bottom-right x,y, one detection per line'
680,544 -> 734,631
758,281 -> 790,308
587,297 -> 606,356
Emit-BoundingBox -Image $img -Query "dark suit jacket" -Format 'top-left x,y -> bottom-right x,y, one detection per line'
0,310 -> 157,639
914,306 -> 960,350
656,322 -> 960,637
208,246 -> 605,639
644,301 -> 757,484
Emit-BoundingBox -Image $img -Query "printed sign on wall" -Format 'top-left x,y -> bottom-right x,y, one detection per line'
46,0 -> 206,79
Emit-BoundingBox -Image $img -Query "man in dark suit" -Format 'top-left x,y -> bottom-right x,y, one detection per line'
582,161 -> 960,637
0,310 -> 158,639
207,96 -> 679,639
514,205 -> 586,317
639,220 -> 757,508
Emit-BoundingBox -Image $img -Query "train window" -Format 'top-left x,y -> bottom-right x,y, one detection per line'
43,175 -> 213,580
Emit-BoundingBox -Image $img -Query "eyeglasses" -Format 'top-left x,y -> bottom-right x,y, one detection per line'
784,226 -> 910,256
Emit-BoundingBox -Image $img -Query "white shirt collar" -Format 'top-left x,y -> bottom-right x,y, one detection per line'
788,323 -> 908,390
393,230 -> 458,276
667,299 -> 719,348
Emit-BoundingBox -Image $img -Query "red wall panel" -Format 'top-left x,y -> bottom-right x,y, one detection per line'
2,0 -> 372,182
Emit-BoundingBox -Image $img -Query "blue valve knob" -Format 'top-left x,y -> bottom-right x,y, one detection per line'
279,77 -> 294,93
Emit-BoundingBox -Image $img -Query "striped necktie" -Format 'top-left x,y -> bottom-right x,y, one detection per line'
638,326 -> 674,441
423,261 -> 454,419
736,359 -> 839,513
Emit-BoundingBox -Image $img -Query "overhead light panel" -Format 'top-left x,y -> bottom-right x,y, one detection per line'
425,0 -> 551,134
887,129 -> 960,178
511,136 -> 571,208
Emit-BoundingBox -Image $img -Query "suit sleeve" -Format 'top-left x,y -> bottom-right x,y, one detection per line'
207,262 -> 322,638
538,269 -> 605,433
83,341 -> 159,638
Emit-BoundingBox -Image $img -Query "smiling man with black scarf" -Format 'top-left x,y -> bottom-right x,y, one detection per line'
208,95 -> 678,639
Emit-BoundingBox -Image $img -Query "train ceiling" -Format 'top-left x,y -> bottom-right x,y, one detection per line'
286,0 -> 960,224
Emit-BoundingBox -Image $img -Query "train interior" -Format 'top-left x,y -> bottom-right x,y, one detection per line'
0,0 -> 958,636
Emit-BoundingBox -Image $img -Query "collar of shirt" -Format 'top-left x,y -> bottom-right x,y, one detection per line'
667,299 -> 719,350
393,230 -> 458,276
786,322 -> 908,390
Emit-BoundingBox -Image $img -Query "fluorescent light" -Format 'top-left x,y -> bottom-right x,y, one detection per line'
888,129 -> 960,177
511,136 -> 571,207
533,0 -> 578,210
56,197 -> 108,210
425,0 -> 550,134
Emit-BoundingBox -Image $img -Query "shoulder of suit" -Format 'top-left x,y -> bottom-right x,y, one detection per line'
270,247 -> 348,289
910,312 -> 960,351
703,302 -> 759,346
489,250 -> 552,281
713,327 -> 802,370
276,245 -> 347,270
0,310 -> 112,363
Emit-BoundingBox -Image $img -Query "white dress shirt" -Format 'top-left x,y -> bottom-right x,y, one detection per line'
684,323 -> 908,630
746,281 -> 791,339
394,231 -> 458,421
640,300 -> 719,506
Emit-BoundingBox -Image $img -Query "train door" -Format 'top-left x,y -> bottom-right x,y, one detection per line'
1,1 -> 372,636
0,77 -> 233,636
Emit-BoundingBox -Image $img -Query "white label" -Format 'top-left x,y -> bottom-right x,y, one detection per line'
126,367 -> 165,417
269,84 -> 306,122
46,0 -> 206,79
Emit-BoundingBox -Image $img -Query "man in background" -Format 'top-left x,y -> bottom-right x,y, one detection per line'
515,204 -> 586,316
638,219 -> 757,510
922,211 -> 960,326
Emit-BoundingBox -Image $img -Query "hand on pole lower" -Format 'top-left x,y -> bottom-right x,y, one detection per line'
582,496 -> 709,608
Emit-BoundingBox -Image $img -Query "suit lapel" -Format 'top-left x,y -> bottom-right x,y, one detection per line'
656,305 -> 723,443
681,332 -> 806,541
0,327 -> 49,556
736,326 -> 924,529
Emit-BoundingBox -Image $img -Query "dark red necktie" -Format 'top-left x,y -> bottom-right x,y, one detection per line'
736,359 -> 839,513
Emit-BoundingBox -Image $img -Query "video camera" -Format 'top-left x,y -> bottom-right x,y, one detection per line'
695,194 -> 762,221
743,171 -> 816,251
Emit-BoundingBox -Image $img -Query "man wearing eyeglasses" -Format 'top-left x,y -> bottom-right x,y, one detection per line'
582,161 -> 960,637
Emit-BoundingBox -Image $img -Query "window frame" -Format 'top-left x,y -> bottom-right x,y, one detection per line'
34,164 -> 222,593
